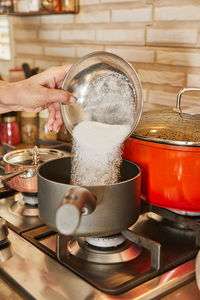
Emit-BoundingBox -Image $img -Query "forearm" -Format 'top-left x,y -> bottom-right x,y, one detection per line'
0,80 -> 15,112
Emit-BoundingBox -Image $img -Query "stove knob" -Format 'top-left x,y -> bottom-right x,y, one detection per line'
0,218 -> 9,242
0,218 -> 12,262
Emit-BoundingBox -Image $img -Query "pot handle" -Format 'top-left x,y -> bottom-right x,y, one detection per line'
55,187 -> 97,236
176,87 -> 200,116
0,169 -> 37,185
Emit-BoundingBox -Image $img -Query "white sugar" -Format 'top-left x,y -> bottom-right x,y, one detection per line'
70,70 -> 135,186
71,121 -> 130,185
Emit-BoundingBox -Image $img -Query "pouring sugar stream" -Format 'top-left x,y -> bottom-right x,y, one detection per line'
60,52 -> 143,185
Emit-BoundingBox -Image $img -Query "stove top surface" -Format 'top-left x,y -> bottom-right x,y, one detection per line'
0,194 -> 200,299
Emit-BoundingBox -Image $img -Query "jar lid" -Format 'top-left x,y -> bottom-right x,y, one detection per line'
39,109 -> 49,118
21,111 -> 37,118
2,112 -> 17,117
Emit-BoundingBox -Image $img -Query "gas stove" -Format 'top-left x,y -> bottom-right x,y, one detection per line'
0,190 -> 199,299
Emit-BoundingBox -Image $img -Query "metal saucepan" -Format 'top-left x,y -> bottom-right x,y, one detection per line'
2,147 -> 68,194
38,157 -> 141,237
123,88 -> 200,213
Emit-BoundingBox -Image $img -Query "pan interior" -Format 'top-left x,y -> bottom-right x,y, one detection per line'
38,157 -> 140,186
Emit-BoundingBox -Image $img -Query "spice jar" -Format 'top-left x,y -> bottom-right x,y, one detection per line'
39,109 -> 57,141
58,124 -> 72,142
20,112 -> 38,145
9,69 -> 25,82
0,112 -> 20,145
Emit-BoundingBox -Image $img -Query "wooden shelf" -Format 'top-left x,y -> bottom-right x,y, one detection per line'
0,10 -> 79,16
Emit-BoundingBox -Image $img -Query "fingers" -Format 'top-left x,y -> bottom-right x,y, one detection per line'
47,104 -> 55,131
47,103 -> 63,133
44,88 -> 76,105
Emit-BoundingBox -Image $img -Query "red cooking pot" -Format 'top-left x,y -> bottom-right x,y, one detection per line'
123,88 -> 200,213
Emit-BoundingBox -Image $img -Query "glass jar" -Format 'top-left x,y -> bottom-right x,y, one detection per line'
9,69 -> 25,82
39,109 -> 57,141
41,0 -> 53,10
20,112 -> 38,145
61,0 -> 77,12
1,112 -> 20,145
58,124 -> 72,142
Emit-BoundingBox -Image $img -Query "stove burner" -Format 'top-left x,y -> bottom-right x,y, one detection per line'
67,234 -> 142,264
9,193 -> 39,217
86,233 -> 125,248
168,209 -> 200,217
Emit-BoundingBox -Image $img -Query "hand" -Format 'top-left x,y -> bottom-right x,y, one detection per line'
0,65 -> 75,132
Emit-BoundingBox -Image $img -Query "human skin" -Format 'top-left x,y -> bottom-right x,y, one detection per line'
0,65 -> 75,133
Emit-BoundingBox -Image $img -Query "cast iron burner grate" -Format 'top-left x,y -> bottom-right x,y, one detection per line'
22,205 -> 200,295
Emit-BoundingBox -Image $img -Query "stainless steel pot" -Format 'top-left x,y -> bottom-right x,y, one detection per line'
2,147 -> 68,193
60,51 -> 143,140
38,157 -> 141,237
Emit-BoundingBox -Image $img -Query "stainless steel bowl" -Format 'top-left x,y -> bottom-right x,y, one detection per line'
60,51 -> 143,139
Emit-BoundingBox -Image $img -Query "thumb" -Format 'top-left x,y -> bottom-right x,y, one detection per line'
45,88 -> 76,105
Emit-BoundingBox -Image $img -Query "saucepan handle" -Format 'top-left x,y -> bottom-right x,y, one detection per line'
55,187 -> 97,236
0,169 -> 37,185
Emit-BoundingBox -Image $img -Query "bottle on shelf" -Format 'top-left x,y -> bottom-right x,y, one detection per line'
1,112 -> 20,145
39,109 -> 57,142
20,111 -> 38,145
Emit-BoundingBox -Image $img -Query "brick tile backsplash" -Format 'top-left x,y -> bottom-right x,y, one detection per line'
9,0 -> 200,106
44,46 -> 76,57
75,10 -> 110,23
61,29 -> 95,41
147,28 -> 198,45
112,7 -> 152,23
138,69 -> 185,87
187,74 -> 200,88
157,50 -> 200,67
96,29 -> 145,44
105,47 -> 155,63
77,45 -> 104,57
15,29 -> 37,40
155,6 -> 200,21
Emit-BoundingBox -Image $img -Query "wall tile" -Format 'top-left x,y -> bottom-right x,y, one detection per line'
101,0 -> 137,2
12,16 -> 41,25
80,0 -> 99,4
35,59 -> 61,70
39,30 -> 60,40
96,29 -> 145,44
148,90 -> 177,106
138,69 -> 185,87
76,10 -> 110,23
15,43 -> 43,55
44,46 -> 75,57
41,14 -> 74,24
155,6 -> 200,21
14,29 -> 37,40
147,29 -> 198,44
187,74 -> 200,88
157,50 -> 200,67
112,7 -> 152,23
61,29 -> 95,41
77,45 -> 104,57
105,47 -> 155,63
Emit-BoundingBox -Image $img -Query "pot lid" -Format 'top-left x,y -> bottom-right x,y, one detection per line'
133,88 -> 200,146
3,147 -> 67,166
